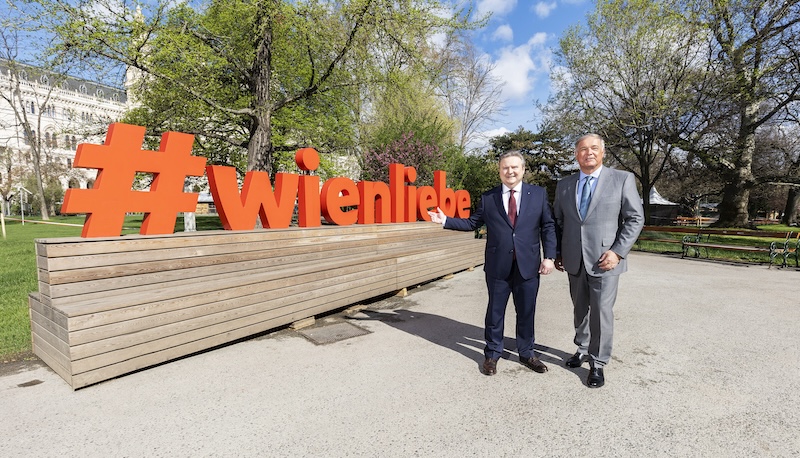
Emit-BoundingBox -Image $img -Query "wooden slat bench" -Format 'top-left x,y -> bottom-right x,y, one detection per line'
29,222 -> 485,389
679,228 -> 794,266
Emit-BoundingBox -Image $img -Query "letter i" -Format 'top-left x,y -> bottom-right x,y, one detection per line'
295,148 -> 321,227
389,163 -> 405,223
404,166 -> 418,222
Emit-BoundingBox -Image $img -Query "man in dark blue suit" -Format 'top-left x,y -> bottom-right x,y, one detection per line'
429,151 -> 557,375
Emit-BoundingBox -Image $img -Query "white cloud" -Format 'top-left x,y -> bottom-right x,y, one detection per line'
476,0 -> 518,19
491,24 -> 514,42
490,32 -> 551,103
533,1 -> 557,18
466,127 -> 512,153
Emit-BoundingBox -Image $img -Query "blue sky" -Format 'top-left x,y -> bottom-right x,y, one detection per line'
466,0 -> 594,139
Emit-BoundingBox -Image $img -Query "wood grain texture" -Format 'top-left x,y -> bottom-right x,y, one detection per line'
30,222 -> 485,389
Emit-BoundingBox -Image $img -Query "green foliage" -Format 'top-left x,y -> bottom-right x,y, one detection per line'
444,151 -> 497,210
361,70 -> 457,185
488,126 -> 574,197
51,0 -> 474,176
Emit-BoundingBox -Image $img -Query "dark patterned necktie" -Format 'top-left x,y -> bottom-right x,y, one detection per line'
508,189 -> 517,227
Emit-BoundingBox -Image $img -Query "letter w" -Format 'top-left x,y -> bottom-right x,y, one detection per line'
206,165 -> 298,230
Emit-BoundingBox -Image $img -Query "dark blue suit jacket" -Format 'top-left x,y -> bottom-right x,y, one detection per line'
445,183 -> 557,280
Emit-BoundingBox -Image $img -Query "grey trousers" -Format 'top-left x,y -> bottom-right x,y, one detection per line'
568,267 -> 620,368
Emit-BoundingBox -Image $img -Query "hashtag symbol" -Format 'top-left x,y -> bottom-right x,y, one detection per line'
61,123 -> 207,237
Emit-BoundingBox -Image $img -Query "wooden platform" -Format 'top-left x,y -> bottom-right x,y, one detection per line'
29,222 -> 485,389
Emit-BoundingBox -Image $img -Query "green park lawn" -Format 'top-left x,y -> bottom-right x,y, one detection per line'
0,214 -> 794,360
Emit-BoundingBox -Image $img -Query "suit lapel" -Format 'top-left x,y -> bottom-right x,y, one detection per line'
493,187 -> 512,227
565,174 -> 580,218
585,168 -> 607,218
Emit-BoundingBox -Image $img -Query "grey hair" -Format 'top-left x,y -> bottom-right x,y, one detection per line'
574,133 -> 605,150
498,150 -> 525,164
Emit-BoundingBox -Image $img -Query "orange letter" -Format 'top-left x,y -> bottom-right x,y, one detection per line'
357,181 -> 391,224
296,147 -> 321,227
389,163 -> 405,223
404,166 -> 418,222
434,170 -> 457,217
321,177 -> 359,225
416,186 -> 437,221
207,165 -> 297,230
455,190 -> 471,218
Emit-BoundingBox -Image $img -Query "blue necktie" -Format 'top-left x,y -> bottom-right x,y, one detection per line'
579,176 -> 593,219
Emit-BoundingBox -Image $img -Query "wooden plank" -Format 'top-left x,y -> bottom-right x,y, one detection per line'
28,293 -> 69,330
70,276 -> 400,389
45,243 -> 379,297
68,263 -> 398,350
32,336 -> 73,389
29,305 -> 70,346
70,275 -> 399,375
35,224 -> 388,258
30,312 -> 71,360
63,257 -> 396,326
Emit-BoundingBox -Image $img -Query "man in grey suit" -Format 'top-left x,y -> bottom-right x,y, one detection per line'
553,133 -> 644,388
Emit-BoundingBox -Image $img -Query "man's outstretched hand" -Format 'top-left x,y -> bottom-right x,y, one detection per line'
428,207 -> 446,224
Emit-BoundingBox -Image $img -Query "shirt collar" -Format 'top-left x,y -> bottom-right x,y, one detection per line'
580,166 -> 603,183
503,183 -> 523,194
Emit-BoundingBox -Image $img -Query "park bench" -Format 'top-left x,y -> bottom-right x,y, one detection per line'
636,225 -> 699,247
29,222 -> 485,389
769,232 -> 800,268
680,228 -> 795,267
674,216 -> 716,226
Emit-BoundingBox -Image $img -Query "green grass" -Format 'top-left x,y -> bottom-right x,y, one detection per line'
1,218 -> 85,360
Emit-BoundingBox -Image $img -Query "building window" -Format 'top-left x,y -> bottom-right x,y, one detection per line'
79,84 -> 87,94
66,158 -> 72,167
29,101 -> 35,114
68,179 -> 79,189
45,132 -> 51,148
111,93 -> 119,102
40,75 -> 49,85
52,134 -> 58,148
71,136 -> 77,149
86,179 -> 94,189
96,89 -> 104,98
19,70 -> 27,80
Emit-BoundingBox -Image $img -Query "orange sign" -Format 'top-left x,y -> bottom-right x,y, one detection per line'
61,123 -> 471,237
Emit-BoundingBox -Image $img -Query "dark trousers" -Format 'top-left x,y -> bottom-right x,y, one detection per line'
484,261 -> 540,360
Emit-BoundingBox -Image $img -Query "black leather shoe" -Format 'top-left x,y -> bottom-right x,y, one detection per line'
520,356 -> 548,373
565,352 -> 589,368
587,368 -> 605,388
482,358 -> 498,376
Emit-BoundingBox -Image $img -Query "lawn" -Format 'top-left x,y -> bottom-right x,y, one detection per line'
1,218 -> 85,360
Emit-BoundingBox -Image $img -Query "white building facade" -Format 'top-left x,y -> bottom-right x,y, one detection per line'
0,59 -> 127,213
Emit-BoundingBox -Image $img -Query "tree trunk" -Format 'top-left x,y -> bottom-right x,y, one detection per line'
31,142 -> 50,220
714,100 -> 758,228
782,187 -> 799,225
248,3 -> 276,175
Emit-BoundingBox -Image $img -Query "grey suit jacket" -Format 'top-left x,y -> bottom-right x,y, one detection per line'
554,167 -> 644,277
